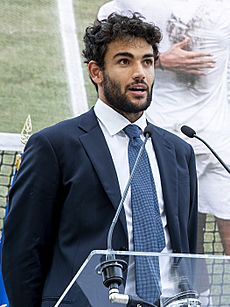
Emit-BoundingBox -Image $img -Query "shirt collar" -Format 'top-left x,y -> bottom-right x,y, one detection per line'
94,98 -> 148,136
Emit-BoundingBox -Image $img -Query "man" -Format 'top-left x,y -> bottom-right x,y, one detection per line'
98,0 -> 230,255
2,13 -> 197,307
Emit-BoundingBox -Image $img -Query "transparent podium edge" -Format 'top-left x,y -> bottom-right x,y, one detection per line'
54,250 -> 230,307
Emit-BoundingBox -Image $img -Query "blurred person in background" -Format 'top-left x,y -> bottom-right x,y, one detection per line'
98,0 -> 230,256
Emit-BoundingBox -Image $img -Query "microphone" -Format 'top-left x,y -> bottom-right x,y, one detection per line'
181,125 -> 230,174
96,124 -> 158,306
180,125 -> 196,138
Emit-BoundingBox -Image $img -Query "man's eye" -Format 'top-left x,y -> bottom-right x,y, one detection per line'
144,59 -> 153,66
119,59 -> 129,65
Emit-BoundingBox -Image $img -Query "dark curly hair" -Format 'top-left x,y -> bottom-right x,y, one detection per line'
82,12 -> 162,70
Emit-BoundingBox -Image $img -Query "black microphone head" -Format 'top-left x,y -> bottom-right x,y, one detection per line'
181,125 -> 196,138
144,124 -> 154,138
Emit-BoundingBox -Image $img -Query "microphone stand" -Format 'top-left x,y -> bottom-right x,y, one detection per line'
181,125 -> 230,174
107,130 -> 151,251
96,126 -> 157,306
194,134 -> 230,174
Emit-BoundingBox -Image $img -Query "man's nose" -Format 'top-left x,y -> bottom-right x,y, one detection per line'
132,62 -> 145,80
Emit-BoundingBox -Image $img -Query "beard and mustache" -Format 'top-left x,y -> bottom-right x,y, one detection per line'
102,72 -> 153,115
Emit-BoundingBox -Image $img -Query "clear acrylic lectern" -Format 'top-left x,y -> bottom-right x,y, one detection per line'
54,250 -> 230,307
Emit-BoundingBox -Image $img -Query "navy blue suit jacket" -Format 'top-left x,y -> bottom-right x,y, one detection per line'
2,108 -> 197,307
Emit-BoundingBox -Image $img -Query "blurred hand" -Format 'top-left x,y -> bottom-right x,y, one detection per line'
157,38 -> 216,75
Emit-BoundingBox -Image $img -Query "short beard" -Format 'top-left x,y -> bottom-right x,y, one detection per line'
103,73 -> 153,114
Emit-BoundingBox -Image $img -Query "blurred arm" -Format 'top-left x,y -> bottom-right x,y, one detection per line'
156,38 -> 215,76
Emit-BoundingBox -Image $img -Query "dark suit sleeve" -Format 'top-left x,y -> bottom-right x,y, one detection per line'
2,132 -> 61,307
187,146 -> 198,254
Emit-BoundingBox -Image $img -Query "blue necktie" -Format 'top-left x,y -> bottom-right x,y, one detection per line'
123,124 -> 165,304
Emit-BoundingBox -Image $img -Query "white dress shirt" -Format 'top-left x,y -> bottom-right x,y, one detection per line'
94,99 -> 176,297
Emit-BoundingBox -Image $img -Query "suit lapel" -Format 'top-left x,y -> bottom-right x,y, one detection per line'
78,109 -> 127,235
151,126 -> 181,251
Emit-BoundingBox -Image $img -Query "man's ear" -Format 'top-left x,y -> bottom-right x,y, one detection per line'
88,61 -> 103,85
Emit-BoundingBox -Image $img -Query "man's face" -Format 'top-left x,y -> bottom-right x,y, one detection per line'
100,38 -> 155,119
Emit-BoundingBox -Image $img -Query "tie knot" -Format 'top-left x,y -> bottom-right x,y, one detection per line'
123,124 -> 141,139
